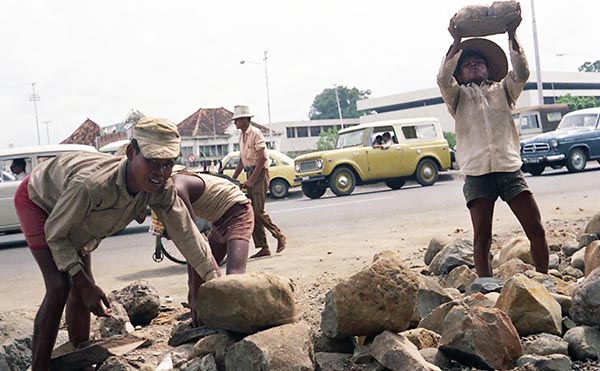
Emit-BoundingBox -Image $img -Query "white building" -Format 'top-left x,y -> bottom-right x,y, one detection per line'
357,71 -> 600,132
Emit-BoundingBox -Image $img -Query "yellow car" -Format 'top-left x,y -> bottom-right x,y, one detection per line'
220,150 -> 300,199
294,118 -> 451,198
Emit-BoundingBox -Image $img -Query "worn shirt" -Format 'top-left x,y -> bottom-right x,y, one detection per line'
27,152 -> 216,280
437,42 -> 529,176
189,173 -> 249,222
239,125 -> 269,170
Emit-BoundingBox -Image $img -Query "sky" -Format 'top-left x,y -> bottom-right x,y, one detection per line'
1,0 -> 598,149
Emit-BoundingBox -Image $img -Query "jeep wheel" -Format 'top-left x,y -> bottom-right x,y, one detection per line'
415,159 -> 439,186
329,167 -> 356,196
301,182 -> 326,199
384,178 -> 406,190
566,148 -> 587,173
269,178 -> 289,199
527,164 -> 545,176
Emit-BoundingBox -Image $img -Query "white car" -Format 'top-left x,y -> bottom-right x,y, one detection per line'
0,144 -> 98,233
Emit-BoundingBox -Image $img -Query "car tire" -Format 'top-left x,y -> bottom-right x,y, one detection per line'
527,164 -> 545,176
269,178 -> 289,199
384,178 -> 406,190
566,148 -> 587,173
301,182 -> 327,199
415,158 -> 439,186
329,167 -> 356,196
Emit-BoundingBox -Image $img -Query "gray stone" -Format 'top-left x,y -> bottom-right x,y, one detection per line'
495,258 -> 535,281
424,237 -> 448,266
562,266 -> 584,279
522,333 -> 569,356
168,323 -> 219,346
549,254 -> 560,270
498,236 -> 533,265
563,325 -> 600,361
321,251 -> 419,338
314,352 -> 351,371
225,323 -> 314,371
563,317 -> 577,331
419,348 -> 454,370
467,277 -> 505,294
562,243 -> 580,257
370,331 -> 440,371
312,332 -> 354,354
192,332 -> 237,369
97,356 -> 135,371
428,239 -> 474,275
463,292 -> 497,309
181,354 -> 218,371
583,213 -> 600,235
99,302 -> 132,338
108,280 -> 160,326
550,293 -> 572,316
417,301 -> 459,335
170,343 -> 195,369
570,267 -> 600,326
441,265 -> 477,292
0,337 -> 32,371
414,274 -> 453,322
196,272 -> 296,334
579,233 -> 599,249
350,346 -> 372,364
571,248 -> 586,271
516,354 -> 571,371
400,328 -> 440,350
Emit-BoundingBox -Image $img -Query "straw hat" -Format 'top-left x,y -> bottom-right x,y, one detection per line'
231,105 -> 254,120
454,38 -> 508,82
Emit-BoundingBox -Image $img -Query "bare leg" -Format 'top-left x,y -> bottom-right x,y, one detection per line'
226,239 -> 249,274
30,249 -> 71,371
66,254 -> 92,347
508,191 -> 549,274
468,198 -> 495,277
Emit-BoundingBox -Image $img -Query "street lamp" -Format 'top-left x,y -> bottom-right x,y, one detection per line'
333,85 -> 344,129
240,49 -> 274,149
530,0 -> 544,105
29,82 -> 41,145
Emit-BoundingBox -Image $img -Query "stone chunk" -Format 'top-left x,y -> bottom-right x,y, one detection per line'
99,302 -> 133,338
321,251 -> 419,338
441,265 -> 477,292
414,274 -> 453,321
417,301 -> 459,335
428,239 -> 474,275
224,323 -> 314,371
516,354 -> 571,371
370,331 -> 440,371
521,333 -> 569,356
498,236 -> 533,265
108,280 -> 160,326
562,243 -> 579,257
584,241 -> 600,276
400,328 -> 440,350
168,323 -> 219,346
192,332 -> 237,369
495,258 -> 535,280
495,274 -> 562,336
312,332 -> 355,354
571,248 -> 586,271
563,325 -> 600,361
314,352 -> 351,371
569,267 -> 600,326
97,356 -> 135,371
583,212 -> 600,235
424,237 -> 448,265
467,277 -> 504,294
419,348 -> 454,370
196,272 -> 295,334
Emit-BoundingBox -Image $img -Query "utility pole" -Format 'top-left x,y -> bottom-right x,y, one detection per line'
530,0 -> 544,105
29,82 -> 41,145
333,85 -> 344,129
263,49 -> 274,149
42,120 -> 52,144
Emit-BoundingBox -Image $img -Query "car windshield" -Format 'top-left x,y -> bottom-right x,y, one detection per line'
336,130 -> 364,149
275,152 -> 294,165
557,113 -> 598,130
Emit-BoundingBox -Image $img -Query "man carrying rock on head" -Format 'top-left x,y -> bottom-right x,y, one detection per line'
14,117 -> 220,371
231,105 -> 287,258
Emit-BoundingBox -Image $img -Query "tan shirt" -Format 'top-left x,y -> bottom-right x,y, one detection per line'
27,152 -> 216,280
190,173 -> 249,222
437,42 -> 529,176
239,125 -> 269,170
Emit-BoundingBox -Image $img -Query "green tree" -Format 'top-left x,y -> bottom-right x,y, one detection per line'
309,86 -> 371,120
443,131 -> 456,148
578,60 -> 600,72
316,127 -> 338,151
556,94 -> 598,111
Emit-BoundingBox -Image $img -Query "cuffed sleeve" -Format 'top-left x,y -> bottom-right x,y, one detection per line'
44,181 -> 91,275
504,36 -> 530,104
437,51 -> 462,116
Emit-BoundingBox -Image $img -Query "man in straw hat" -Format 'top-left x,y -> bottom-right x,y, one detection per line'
231,105 -> 287,258
14,117 -> 220,370
437,4 -> 549,277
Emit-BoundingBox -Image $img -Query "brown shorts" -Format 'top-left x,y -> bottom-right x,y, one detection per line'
208,202 -> 254,244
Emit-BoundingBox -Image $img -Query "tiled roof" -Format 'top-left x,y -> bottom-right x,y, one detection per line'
61,118 -> 100,146
177,107 -> 270,136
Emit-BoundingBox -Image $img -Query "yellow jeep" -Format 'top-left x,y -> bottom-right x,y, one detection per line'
294,118 -> 451,199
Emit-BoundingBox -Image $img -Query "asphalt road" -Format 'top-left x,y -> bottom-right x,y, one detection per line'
1,163 -> 599,312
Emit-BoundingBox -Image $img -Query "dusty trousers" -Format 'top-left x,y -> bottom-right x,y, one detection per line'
246,169 -> 284,249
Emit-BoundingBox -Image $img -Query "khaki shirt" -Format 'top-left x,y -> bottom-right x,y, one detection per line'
189,173 -> 249,222
239,125 -> 269,170
28,152 -> 216,280
437,41 -> 529,176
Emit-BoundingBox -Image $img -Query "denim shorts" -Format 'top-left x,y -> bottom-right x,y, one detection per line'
463,170 -> 530,207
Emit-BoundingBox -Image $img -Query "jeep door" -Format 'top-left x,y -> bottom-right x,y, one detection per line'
365,128 -> 406,180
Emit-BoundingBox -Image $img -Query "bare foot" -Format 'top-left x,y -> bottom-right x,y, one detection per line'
276,235 -> 287,253
250,247 -> 271,258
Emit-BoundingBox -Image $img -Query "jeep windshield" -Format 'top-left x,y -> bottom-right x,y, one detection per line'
335,129 -> 364,149
557,113 -> 599,130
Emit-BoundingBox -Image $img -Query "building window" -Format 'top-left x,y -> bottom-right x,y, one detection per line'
286,127 -> 295,138
233,143 -> 240,151
199,144 -> 229,158
310,126 -> 322,137
296,126 -> 309,138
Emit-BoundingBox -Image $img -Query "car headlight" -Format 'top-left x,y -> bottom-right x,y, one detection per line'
550,139 -> 558,148
295,163 -> 300,172
316,159 -> 323,169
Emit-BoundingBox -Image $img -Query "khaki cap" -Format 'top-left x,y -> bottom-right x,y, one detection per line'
132,117 -> 181,159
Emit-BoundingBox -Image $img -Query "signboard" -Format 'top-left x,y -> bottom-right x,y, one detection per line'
187,154 -> 196,163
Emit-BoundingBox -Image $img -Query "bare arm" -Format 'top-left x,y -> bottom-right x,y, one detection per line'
232,157 -> 244,179
507,3 -> 522,52
446,15 -> 462,59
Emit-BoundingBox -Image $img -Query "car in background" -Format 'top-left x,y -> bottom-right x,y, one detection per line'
521,107 -> 600,176
220,149 -> 300,199
0,144 -> 98,233
99,139 -> 130,155
294,118 -> 451,199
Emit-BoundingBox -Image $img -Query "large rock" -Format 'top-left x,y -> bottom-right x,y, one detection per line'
417,301 -> 459,335
370,331 -> 440,371
495,274 -> 562,336
498,236 -> 533,265
196,272 -> 295,334
400,328 -> 440,350
314,352 -> 351,371
521,333 -> 569,356
524,271 -> 577,297
192,332 -> 237,369
516,354 -> 571,371
584,212 -> 600,234
413,275 -> 453,322
224,323 -> 314,371
563,325 -> 600,361
467,277 -> 504,294
108,280 -> 160,326
495,258 -> 535,280
99,302 -> 133,338
571,248 -> 586,271
428,239 -> 474,275
463,292 -> 498,308
439,305 -> 522,370
424,237 -> 448,266
0,337 -> 31,371
321,251 -> 419,338
569,267 -> 600,326
441,265 -> 477,292
419,348 -> 455,370
584,241 -> 600,277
